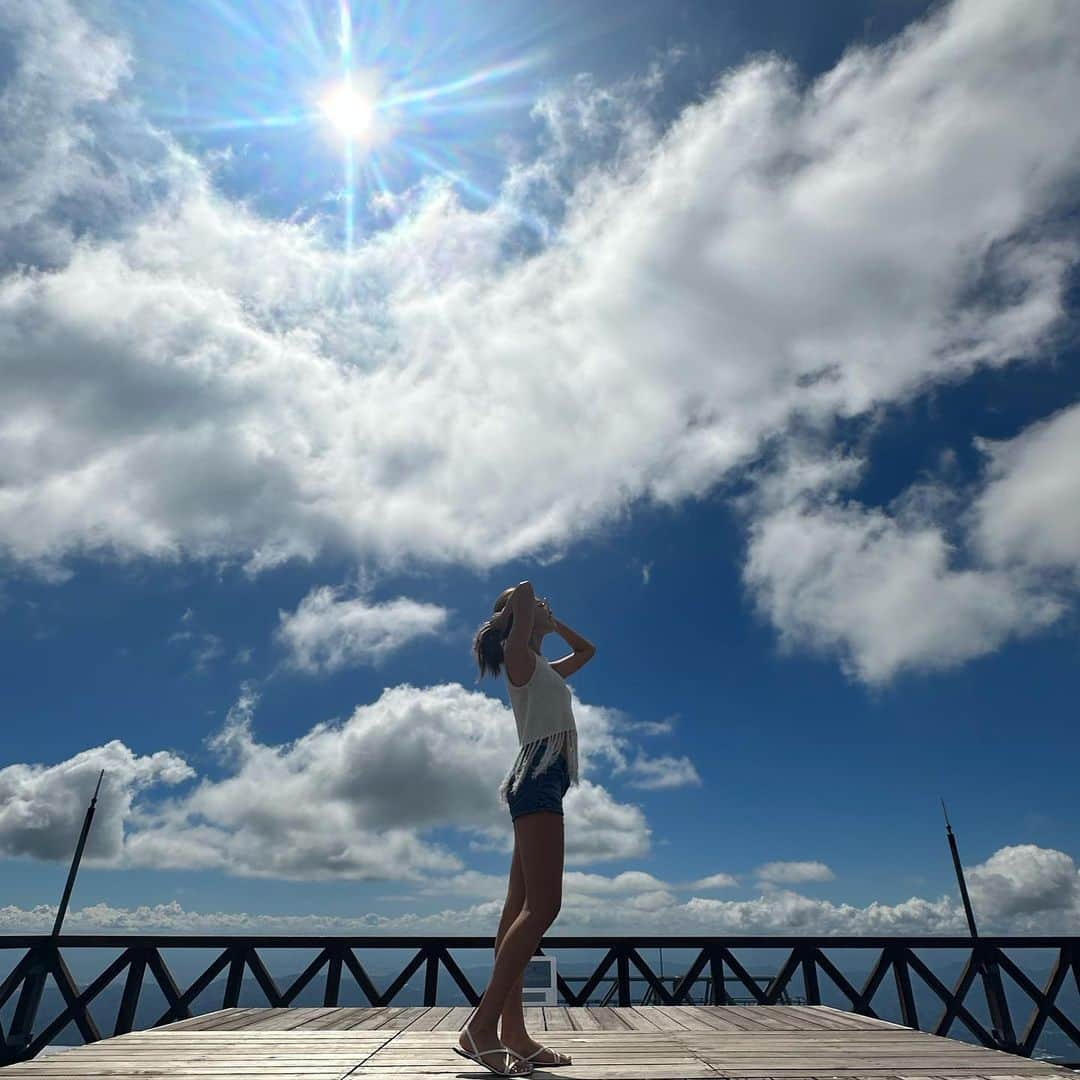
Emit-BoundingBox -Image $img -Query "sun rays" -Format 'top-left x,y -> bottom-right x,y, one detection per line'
147,0 -> 563,258
318,78 -> 378,142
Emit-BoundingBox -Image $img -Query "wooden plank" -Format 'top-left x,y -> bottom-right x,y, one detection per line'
780,1003 -> 868,1029
149,1008 -> 238,1032
542,1004 -> 574,1030
221,1008 -> 331,1031
280,1006 -> 355,1030
726,1004 -> 821,1031
3,1006 -> 1074,1080
812,1002 -> 923,1030
431,1005 -> 472,1030
187,1009 -> 286,1032
567,1005 -> 605,1029
341,1006 -> 413,1030
523,1004 -> 544,1030
364,1005 -> 427,1030
589,1005 -> 636,1030
629,1004 -> 702,1031
689,1005 -> 773,1032
398,1005 -> 454,1031
703,1004 -> 779,1031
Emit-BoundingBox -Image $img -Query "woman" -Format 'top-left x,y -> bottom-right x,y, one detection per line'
455,580 -> 595,1076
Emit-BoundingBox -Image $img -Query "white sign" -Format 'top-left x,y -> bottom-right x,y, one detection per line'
521,955 -> 557,1005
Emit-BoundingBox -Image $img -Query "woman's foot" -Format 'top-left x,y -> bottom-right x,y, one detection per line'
458,1023 -> 533,1076
499,1035 -> 572,1066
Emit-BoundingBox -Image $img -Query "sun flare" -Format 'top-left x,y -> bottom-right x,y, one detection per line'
319,80 -> 377,142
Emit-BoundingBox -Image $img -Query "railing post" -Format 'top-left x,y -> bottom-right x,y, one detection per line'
423,946 -> 440,1006
800,947 -> 821,1005
708,946 -> 726,1005
616,946 -> 631,1006
977,942 -> 1018,1053
324,947 -> 343,1007
223,946 -> 246,1009
6,946 -> 50,1055
115,949 -> 148,1036
889,945 -> 920,1031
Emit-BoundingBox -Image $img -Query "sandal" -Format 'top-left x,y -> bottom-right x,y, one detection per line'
453,1026 -> 534,1076
522,1044 -> 572,1066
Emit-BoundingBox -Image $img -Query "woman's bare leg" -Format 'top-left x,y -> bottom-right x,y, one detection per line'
495,844 -> 529,1041
459,812 -> 563,1061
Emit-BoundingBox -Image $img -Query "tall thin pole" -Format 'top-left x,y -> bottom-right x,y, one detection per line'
941,798 -> 1017,1053
941,798 -> 979,937
51,770 -> 104,937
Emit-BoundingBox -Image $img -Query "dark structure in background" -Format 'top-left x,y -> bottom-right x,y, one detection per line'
942,797 -> 1018,1053
52,771 -> 105,939
2,770 -> 105,1058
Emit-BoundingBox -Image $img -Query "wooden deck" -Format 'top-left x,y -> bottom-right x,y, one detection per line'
1,1005 -> 1074,1078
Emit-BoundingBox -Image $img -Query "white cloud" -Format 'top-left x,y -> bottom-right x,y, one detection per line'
741,473 -> 1065,686
0,682 -> 672,878
692,872 -> 740,890
754,860 -> 836,885
968,401 -> 1080,582
1,841 -> 1076,934
167,607 -> 226,673
274,584 -> 451,673
1,0 -> 1077,641
731,372 -> 1080,683
562,704 -> 701,795
0,0 -> 132,264
620,715 -> 676,737
611,752 -> 702,790
966,844 -> 1080,918
0,742 -> 193,862
564,870 -> 674,896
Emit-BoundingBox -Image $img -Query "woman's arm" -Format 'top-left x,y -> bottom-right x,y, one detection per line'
551,615 -> 595,653
492,581 -> 530,632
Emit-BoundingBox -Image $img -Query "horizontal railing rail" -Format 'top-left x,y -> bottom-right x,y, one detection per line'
1,935 -> 1077,1068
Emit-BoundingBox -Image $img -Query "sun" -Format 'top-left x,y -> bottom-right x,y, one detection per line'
318,79 -> 378,143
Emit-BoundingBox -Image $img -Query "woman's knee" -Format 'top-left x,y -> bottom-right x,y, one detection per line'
523,895 -> 561,925
524,881 -> 565,924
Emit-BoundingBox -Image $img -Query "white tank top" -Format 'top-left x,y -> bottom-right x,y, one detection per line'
498,650 -> 579,804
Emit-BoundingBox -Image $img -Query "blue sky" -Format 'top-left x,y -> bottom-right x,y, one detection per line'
1,0 -> 1079,958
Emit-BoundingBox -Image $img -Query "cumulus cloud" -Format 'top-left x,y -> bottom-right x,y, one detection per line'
754,860 -> 836,885
274,585 -> 451,673
0,0 -> 1077,674
0,681 -> 688,878
734,437 -> 1068,686
0,0 -> 135,265
968,402 -> 1080,583
966,844 -> 1080,918
692,872 -> 740,890
0,742 -> 193,862
741,487 -> 1066,686
2,841 -> 1076,934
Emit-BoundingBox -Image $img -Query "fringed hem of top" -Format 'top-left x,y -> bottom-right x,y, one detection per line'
499,727 -> 578,805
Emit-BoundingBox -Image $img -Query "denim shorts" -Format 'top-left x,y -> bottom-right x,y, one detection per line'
507,745 -> 570,821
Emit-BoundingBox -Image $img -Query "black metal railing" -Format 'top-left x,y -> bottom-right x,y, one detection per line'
1,935 -> 1078,1068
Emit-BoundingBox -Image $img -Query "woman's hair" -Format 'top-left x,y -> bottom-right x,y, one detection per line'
473,586 -> 515,682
